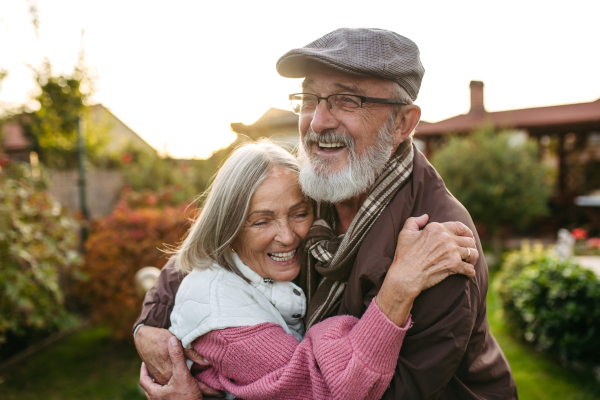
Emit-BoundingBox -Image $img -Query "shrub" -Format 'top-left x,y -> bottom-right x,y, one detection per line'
496,243 -> 600,363
117,144 -> 215,205
432,128 -> 552,255
571,228 -> 600,256
120,185 -> 195,209
75,198 -> 198,339
0,161 -> 81,347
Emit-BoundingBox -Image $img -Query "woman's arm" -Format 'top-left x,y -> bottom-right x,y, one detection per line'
191,215 -> 478,400
193,299 -> 411,400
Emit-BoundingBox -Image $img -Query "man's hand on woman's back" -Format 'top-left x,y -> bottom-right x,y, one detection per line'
140,336 -> 207,400
135,326 -> 176,384
135,326 -> 223,398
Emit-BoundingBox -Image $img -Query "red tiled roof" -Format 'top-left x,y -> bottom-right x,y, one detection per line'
1,120 -> 30,151
416,98 -> 600,137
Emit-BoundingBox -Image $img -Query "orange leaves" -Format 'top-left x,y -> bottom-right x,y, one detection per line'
75,197 -> 199,340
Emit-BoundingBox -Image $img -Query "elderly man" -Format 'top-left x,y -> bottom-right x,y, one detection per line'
136,28 -> 517,399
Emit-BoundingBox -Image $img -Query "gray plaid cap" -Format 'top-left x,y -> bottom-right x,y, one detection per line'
276,28 -> 425,101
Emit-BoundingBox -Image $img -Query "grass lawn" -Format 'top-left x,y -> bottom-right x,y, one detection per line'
0,326 -> 145,400
1,273 -> 599,399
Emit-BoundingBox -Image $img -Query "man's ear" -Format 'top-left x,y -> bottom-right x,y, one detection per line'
393,105 -> 421,144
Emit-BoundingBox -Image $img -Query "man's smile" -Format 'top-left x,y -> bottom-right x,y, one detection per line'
318,141 -> 345,149
312,142 -> 348,157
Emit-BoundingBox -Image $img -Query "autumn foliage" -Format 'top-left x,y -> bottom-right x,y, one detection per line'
75,195 -> 198,339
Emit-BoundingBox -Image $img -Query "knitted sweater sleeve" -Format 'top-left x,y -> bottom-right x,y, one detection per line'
191,299 -> 411,400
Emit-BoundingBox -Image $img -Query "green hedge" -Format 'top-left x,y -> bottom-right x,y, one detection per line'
496,243 -> 600,364
0,162 -> 81,347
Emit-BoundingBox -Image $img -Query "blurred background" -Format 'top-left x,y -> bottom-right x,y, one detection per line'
0,1 -> 599,399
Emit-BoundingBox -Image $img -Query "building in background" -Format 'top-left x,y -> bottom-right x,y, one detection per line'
1,104 -> 157,218
1,104 -> 155,160
231,84 -> 600,213
88,104 -> 155,155
231,107 -> 300,150
416,81 -> 600,208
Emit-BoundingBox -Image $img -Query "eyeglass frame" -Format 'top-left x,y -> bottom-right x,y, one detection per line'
289,92 -> 407,115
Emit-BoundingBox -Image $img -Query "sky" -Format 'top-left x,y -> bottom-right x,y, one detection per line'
1,0 -> 599,159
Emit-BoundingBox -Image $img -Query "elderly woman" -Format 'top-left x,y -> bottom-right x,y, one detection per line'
158,140 -> 476,400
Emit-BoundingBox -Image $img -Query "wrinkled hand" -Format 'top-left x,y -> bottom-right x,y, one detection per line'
377,214 -> 478,326
135,326 -> 176,384
141,336 -> 206,400
135,326 -> 222,397
395,214 -> 478,292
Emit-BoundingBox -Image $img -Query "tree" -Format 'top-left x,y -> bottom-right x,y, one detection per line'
0,67 -> 9,118
431,128 -> 552,256
23,56 -> 109,169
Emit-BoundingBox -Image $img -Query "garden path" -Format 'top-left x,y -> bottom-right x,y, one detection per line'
575,256 -> 600,277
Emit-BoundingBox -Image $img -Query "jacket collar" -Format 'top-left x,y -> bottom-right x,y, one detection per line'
231,253 -> 306,334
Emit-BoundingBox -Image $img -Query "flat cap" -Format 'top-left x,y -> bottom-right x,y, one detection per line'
276,28 -> 425,101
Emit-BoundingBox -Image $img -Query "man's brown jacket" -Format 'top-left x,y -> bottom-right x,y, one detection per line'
134,145 -> 518,399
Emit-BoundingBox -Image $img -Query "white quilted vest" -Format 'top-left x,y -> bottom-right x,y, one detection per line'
169,253 -> 307,348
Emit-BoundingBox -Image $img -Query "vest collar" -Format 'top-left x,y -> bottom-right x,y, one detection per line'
231,253 -> 306,334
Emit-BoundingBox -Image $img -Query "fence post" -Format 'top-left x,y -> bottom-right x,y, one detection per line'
77,115 -> 89,246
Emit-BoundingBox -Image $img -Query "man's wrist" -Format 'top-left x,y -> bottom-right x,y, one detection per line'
133,323 -> 144,339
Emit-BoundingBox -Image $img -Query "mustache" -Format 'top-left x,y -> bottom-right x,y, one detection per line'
302,129 -> 355,151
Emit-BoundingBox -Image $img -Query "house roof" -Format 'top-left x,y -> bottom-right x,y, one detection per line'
230,88 -> 600,140
231,108 -> 299,135
1,104 -> 156,155
1,117 -> 30,151
416,98 -> 600,137
89,104 -> 156,154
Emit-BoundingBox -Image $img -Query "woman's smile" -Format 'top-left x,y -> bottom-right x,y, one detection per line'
268,248 -> 298,263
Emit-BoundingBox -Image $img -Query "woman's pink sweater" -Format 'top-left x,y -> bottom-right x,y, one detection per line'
192,299 -> 411,400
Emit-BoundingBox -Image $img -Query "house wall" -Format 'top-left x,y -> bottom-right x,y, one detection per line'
48,169 -> 124,219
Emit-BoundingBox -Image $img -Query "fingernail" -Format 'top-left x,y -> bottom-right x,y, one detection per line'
169,337 -> 179,346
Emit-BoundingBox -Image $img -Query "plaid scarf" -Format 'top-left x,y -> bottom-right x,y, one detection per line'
299,139 -> 415,329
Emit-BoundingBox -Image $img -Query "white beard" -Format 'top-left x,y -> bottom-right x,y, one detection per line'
297,116 -> 396,204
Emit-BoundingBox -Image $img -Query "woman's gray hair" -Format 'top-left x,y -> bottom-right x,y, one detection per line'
175,139 -> 299,276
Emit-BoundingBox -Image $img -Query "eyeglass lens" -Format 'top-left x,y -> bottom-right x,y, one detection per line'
290,94 -> 362,115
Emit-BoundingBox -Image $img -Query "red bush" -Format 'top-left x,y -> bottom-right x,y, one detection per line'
75,198 -> 198,339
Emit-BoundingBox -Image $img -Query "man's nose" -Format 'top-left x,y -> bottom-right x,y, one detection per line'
310,99 -> 339,133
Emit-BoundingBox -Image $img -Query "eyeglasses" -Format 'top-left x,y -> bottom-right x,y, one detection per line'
289,93 -> 407,115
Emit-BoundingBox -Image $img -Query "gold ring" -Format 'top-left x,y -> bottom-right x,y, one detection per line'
465,247 -> 471,262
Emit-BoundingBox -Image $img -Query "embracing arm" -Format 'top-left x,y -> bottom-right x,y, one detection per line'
380,221 -> 487,399
134,258 -> 184,384
381,274 -> 480,399
134,257 -> 182,331
133,259 -> 221,397
346,214 -> 485,399
194,299 -> 411,400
